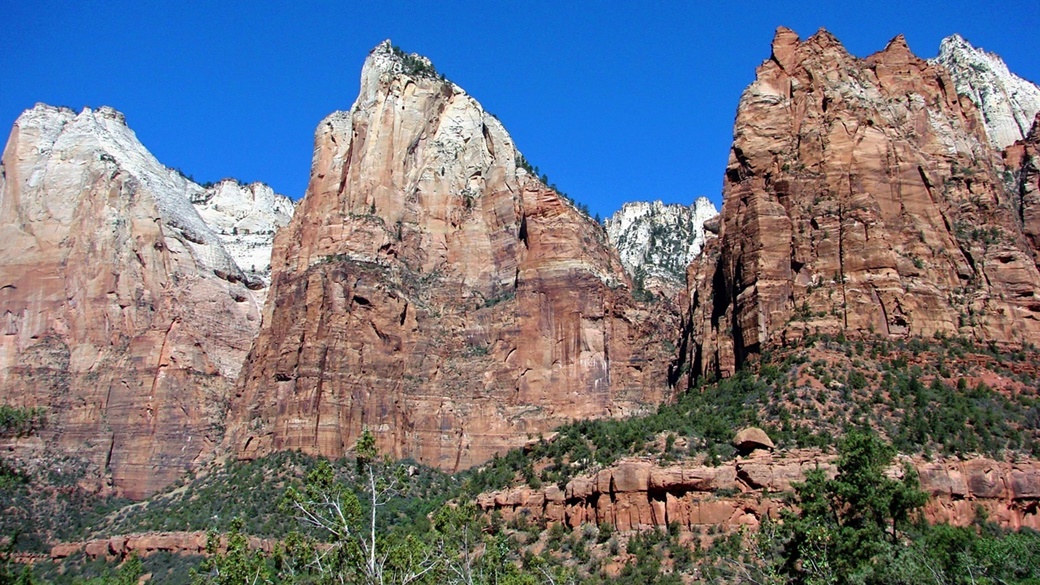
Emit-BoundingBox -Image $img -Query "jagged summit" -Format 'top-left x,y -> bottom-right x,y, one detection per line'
933,34 -> 1040,148
8,103 -> 255,286
684,27 -> 1040,379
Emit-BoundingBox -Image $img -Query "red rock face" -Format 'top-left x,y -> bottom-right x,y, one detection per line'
1004,113 -> 1040,265
477,452 -> 1040,533
228,43 -> 676,471
687,28 -> 1040,377
0,106 -> 263,499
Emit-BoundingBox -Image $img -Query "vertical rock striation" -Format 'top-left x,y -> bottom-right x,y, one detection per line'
685,28 -> 1040,378
0,105 -> 265,498
229,41 -> 677,470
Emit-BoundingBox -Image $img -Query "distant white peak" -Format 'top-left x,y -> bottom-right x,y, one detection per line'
606,198 -> 719,284
190,179 -> 294,285
933,34 -> 1040,149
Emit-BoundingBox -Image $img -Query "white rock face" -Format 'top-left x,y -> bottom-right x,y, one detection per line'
5,104 -> 257,286
191,180 -> 294,284
933,34 -> 1040,149
605,197 -> 718,287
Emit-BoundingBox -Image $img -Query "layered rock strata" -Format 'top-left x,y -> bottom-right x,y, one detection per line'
934,34 -> 1040,150
686,28 -> 1040,377
228,41 -> 677,471
605,198 -> 718,296
477,452 -> 1040,533
0,105 -> 264,498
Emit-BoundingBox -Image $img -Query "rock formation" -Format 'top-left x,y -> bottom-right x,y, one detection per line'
934,34 -> 1040,149
685,28 -> 1040,378
605,198 -> 718,296
228,41 -> 677,471
477,452 -> 1040,533
1004,113 -> 1040,267
191,179 -> 295,290
0,104 -> 265,498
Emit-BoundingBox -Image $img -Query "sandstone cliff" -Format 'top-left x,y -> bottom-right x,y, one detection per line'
0,105 -> 265,498
605,198 -> 718,296
934,34 -> 1040,150
228,41 -> 677,471
686,28 -> 1040,378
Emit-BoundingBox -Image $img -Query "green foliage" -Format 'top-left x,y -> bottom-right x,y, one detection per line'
191,519 -> 272,585
773,431 -> 929,584
0,406 -> 45,437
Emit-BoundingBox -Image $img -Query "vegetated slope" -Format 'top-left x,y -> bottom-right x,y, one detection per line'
227,41 -> 679,471
685,28 -> 1040,380
0,105 -> 273,498
605,198 -> 718,297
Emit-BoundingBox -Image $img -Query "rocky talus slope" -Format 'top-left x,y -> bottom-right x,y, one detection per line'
934,34 -> 1040,150
685,28 -> 1040,378
605,198 -> 718,296
0,105 -> 267,498
191,179 -> 294,290
227,41 -> 678,471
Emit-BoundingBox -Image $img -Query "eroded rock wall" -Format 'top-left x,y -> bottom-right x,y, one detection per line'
477,452 -> 1040,533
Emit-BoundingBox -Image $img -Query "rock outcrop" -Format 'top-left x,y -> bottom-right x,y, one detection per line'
686,28 -> 1040,378
191,179 -> 294,290
934,34 -> 1040,150
477,452 -> 1040,533
227,41 -> 677,471
0,104 -> 265,498
605,198 -> 718,296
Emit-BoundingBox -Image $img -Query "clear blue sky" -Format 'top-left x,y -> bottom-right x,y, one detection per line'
2,1 -> 1037,218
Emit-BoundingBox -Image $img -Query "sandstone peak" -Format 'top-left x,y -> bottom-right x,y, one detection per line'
606,197 -> 718,294
0,103 -> 268,498
877,34 -> 913,60
684,28 -> 1040,378
229,40 -> 675,471
934,33 -> 1040,148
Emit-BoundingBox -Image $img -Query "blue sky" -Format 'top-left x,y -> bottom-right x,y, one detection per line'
2,1 -> 1037,219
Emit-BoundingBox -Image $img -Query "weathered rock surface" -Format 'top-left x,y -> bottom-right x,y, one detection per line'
605,198 -> 718,297
477,452 -> 1040,532
227,41 -> 677,471
732,426 -> 775,453
0,104 -> 264,498
191,179 -> 295,290
686,28 -> 1040,377
934,34 -> 1040,150
1005,113 -> 1040,267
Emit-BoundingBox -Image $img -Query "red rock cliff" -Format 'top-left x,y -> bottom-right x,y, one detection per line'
687,28 -> 1040,377
0,105 -> 264,498
228,42 -> 676,470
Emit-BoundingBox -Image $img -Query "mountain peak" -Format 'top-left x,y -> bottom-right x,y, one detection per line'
933,33 -> 1040,148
